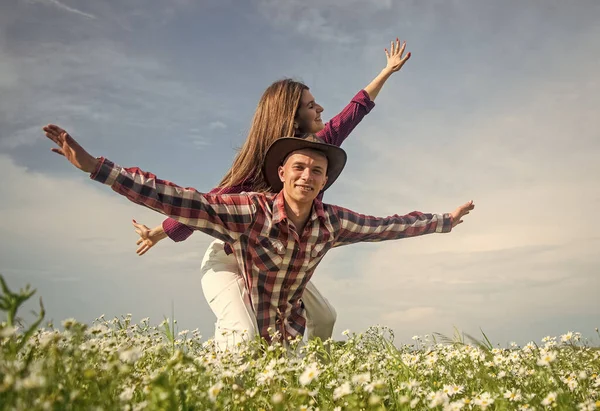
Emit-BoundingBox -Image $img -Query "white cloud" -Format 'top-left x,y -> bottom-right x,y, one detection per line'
255,0 -> 393,43
0,39 -> 226,151
208,121 -> 227,130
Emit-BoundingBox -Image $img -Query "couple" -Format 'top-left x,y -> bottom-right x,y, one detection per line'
43,39 -> 474,347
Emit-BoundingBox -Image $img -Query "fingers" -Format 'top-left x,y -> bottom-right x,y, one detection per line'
43,124 -> 60,135
450,200 -> 475,228
458,202 -> 474,220
44,129 -> 60,144
132,220 -> 150,236
132,223 -> 143,237
43,125 -> 66,139
458,201 -> 474,211
51,148 -> 66,157
398,39 -> 406,55
132,219 -> 150,229
136,240 -> 152,256
43,126 -> 70,150
133,218 -> 152,255
389,38 -> 406,57
44,124 -> 65,133
386,38 -> 410,71
136,244 -> 150,256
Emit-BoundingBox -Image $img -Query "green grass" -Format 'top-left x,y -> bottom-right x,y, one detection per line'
1,275 -> 599,410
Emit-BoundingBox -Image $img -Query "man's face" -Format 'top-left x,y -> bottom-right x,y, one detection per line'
295,90 -> 324,134
278,149 -> 328,205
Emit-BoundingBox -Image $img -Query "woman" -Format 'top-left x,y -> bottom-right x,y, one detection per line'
132,39 -> 411,348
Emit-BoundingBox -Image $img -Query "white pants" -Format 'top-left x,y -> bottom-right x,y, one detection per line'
200,239 -> 337,349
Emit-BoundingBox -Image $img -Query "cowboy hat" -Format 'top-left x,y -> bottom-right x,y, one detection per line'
262,133 -> 347,192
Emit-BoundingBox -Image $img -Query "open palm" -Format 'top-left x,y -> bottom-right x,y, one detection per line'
384,38 -> 411,73
43,124 -> 98,173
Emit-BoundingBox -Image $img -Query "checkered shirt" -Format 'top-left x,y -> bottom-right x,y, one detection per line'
91,159 -> 453,342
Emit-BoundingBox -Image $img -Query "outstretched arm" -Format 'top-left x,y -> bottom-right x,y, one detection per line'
43,124 -> 256,244
158,183 -> 251,244
332,201 -> 474,247
318,37 -> 411,147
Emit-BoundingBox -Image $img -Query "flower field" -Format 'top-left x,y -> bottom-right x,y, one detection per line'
1,276 -> 599,410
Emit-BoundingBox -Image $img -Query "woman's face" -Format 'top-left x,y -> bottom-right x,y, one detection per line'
295,89 -> 324,134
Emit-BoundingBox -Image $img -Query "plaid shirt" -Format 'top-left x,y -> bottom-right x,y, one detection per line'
91,159 -> 453,342
162,89 -> 376,242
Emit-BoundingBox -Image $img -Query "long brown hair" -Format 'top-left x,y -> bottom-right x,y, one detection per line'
217,79 -> 308,192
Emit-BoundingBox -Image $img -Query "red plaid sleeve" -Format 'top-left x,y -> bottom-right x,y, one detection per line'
161,184 -> 254,242
330,205 -> 453,247
162,218 -> 194,242
91,157 -> 257,244
317,89 -> 375,147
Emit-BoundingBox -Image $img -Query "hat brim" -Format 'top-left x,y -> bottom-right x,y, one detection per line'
262,137 -> 347,193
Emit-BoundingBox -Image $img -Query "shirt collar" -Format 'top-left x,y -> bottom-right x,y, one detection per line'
311,197 -> 327,222
272,191 -> 288,225
272,191 -> 327,225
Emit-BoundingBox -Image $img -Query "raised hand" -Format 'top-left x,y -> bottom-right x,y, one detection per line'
132,220 -> 168,256
364,37 -> 412,100
384,38 -> 411,73
450,201 -> 475,228
43,124 -> 99,173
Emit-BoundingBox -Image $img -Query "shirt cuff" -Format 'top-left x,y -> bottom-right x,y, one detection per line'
355,89 -> 376,113
162,218 -> 194,242
89,157 -> 120,186
436,213 -> 453,233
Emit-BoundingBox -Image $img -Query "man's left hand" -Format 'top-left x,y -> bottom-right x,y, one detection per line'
450,200 -> 475,228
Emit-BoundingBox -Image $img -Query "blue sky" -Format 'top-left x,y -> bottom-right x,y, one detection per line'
1,0 -> 599,346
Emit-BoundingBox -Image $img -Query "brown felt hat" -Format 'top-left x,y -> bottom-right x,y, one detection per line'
262,133 -> 347,193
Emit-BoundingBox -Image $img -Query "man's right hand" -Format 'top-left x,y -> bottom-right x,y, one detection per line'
133,220 -> 169,256
43,124 -> 99,173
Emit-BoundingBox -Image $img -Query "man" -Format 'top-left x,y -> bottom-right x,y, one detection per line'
43,124 -> 474,345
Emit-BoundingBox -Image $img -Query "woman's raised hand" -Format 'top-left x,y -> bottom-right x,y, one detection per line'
384,38 -> 411,73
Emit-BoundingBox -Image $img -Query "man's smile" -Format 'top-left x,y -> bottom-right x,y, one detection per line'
294,184 -> 314,192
